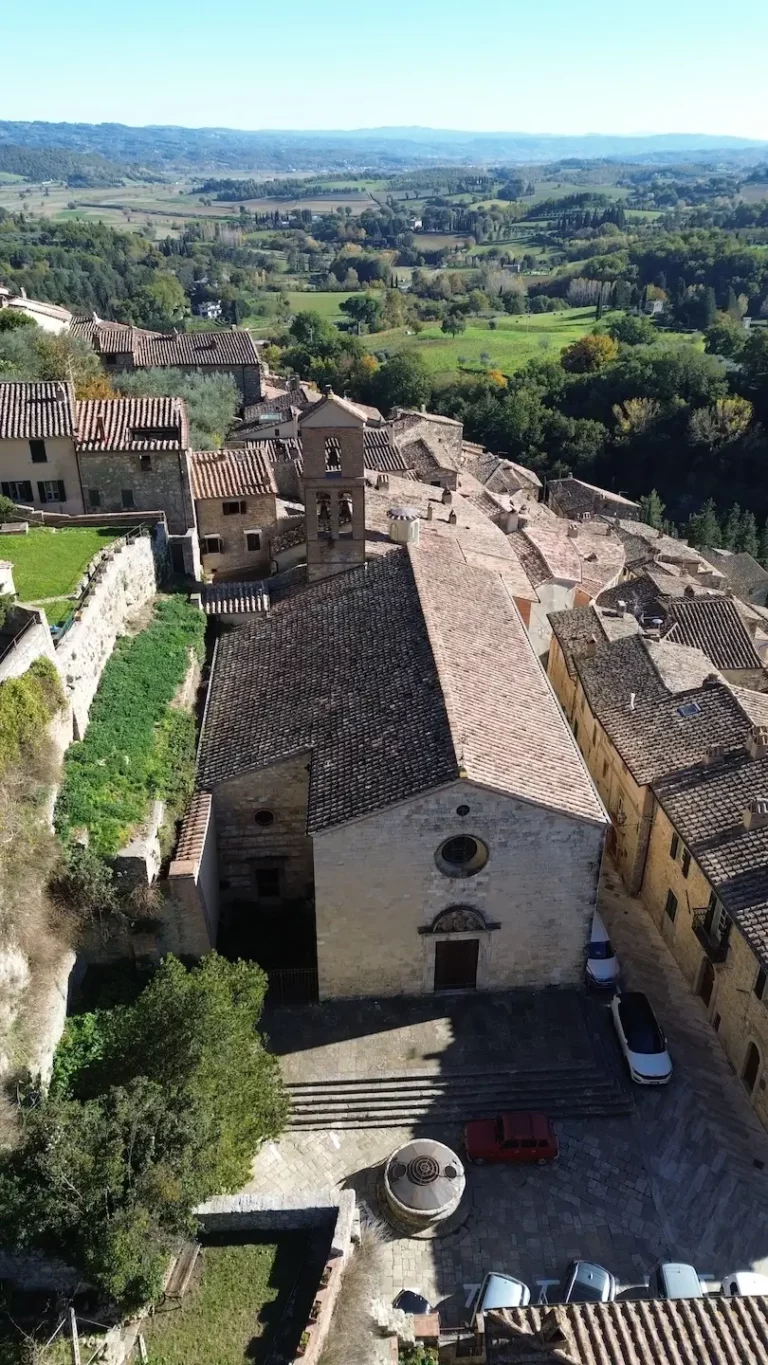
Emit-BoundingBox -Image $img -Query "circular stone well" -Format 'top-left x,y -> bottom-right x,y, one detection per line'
383,1138 -> 466,1232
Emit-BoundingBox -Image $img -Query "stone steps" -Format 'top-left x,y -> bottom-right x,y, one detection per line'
286,1064 -> 632,1129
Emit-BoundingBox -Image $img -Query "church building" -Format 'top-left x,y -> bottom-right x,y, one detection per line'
183,394 -> 608,999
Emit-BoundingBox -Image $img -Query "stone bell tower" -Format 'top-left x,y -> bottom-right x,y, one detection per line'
300,392 -> 367,584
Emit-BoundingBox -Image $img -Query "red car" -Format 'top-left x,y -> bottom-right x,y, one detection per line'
464,1111 -> 558,1165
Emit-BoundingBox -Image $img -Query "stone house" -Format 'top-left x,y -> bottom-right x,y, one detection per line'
546,476 -> 640,523
645,722 -> 768,1131
389,408 -> 466,489
69,316 -> 265,405
76,397 -> 196,537
191,446 -> 281,579
187,399 -> 606,999
546,620 -> 752,892
0,381 -> 83,516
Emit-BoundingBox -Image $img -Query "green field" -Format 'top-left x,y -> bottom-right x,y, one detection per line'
2,527 -> 119,604
362,307 -> 613,378
285,290 -> 355,319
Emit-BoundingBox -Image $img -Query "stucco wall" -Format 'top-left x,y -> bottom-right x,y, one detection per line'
55,531 -> 159,737
312,779 -> 604,999
0,434 -> 83,515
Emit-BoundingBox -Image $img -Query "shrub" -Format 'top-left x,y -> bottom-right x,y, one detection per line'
0,955 -> 287,1312
0,658 -> 64,780
55,597 -> 205,854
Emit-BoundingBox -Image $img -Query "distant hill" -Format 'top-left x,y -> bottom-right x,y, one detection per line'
0,141 -> 162,186
0,121 -> 765,173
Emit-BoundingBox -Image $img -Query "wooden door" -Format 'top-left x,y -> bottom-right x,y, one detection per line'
434,939 -> 479,992
698,958 -> 715,1008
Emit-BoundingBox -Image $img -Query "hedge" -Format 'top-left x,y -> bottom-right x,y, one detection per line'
55,596 -> 205,855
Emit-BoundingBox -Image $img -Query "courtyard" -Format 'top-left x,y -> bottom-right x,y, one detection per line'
248,866 -> 768,1325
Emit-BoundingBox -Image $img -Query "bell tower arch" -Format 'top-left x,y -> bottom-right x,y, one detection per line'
300,392 -> 367,583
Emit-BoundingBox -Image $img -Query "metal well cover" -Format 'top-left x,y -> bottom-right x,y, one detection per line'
385,1138 -> 464,1212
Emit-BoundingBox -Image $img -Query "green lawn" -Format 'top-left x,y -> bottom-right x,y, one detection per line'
144,1242 -> 281,1365
285,290 -> 355,319
2,527 -> 119,602
364,308 -> 698,381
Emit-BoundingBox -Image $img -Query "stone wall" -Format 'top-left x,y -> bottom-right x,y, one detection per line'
312,778 -> 604,999
212,753 -> 315,907
0,605 -> 56,683
197,490 -> 278,578
167,794 -> 220,956
55,529 -> 161,737
641,799 -> 768,1132
77,449 -> 195,535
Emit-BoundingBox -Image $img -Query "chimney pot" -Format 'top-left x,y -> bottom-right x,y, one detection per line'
426,503 -> 434,521
746,725 -> 768,760
442,488 -> 453,506
743,795 -> 768,830
448,509 -> 458,525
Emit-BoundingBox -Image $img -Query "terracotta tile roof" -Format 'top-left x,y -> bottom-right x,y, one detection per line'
190,447 -> 278,499
548,476 -> 640,519
173,792 -> 212,865
133,329 -> 263,368
76,397 -> 188,450
271,520 -> 306,554
664,597 -> 764,671
360,427 -> 409,472
200,582 -> 270,615
729,686 -> 768,726
0,381 -> 76,439
487,1296 -> 768,1365
410,535 -> 605,824
198,533 -> 603,829
575,635 -> 748,785
654,751 -> 768,967
700,549 -> 768,606
197,552 -> 459,830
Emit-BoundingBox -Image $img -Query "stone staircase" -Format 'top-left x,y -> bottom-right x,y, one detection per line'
286,1059 -> 632,1129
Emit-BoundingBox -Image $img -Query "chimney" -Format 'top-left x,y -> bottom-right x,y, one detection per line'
703,673 -> 722,688
448,509 -> 458,525
95,414 -> 106,443
743,796 -> 768,831
426,503 -> 434,521
505,509 -> 519,533
536,1308 -> 576,1357
567,524 -> 578,539
376,473 -> 389,491
746,725 -> 768,760
387,506 -> 420,546
584,634 -> 598,658
706,741 -> 733,764
442,488 -> 453,506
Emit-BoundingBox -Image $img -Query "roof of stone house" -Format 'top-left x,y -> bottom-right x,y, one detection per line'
508,506 -> 624,596
198,540 -> 604,829
455,469 -> 509,522
270,520 -> 306,554
69,316 -> 159,352
729,685 -> 768,726
391,410 -> 465,471
700,548 -> 768,606
663,596 -> 763,671
485,1297 -> 768,1365
172,792 -> 212,866
132,328 -> 262,368
76,396 -> 189,451
190,446 -> 278,499
0,380 -> 76,440
507,529 -> 553,588
200,581 -> 270,615
654,750 -> 768,965
548,476 -> 640,519
463,446 -> 543,496
357,427 -> 408,472
297,391 -> 379,425
7,296 -> 72,322
363,472 -> 538,602
574,635 -> 749,786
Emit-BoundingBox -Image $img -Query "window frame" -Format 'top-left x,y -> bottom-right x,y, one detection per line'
664,888 -> 678,923
38,479 -> 66,504
222,500 -> 247,516
29,439 -> 47,464
244,529 -> 262,553
202,534 -> 223,555
669,833 -> 679,861
1,479 -> 33,503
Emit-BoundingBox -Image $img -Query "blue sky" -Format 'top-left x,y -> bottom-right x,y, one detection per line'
2,0 -> 767,138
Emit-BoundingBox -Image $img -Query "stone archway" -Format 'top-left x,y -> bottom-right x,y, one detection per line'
420,905 -> 497,993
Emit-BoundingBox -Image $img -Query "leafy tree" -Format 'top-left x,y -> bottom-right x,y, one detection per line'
607,313 -> 657,346
639,489 -> 665,528
339,293 -> 383,331
114,370 -> 238,448
130,274 -> 189,329
370,350 -> 431,412
612,397 -> 661,442
688,396 -> 753,448
561,333 -> 619,373
704,318 -> 747,360
686,498 -> 722,548
0,310 -> 37,332
0,955 -> 287,1311
441,310 -> 466,337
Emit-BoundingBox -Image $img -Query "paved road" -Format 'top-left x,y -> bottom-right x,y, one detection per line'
248,865 -> 768,1320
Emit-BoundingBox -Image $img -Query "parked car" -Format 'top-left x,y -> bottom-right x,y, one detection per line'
470,1272 -> 531,1325
611,991 -> 673,1085
558,1261 -> 616,1303
648,1262 -> 703,1299
464,1111 -> 558,1165
722,1271 -> 768,1297
585,911 -> 620,989
393,1290 -> 432,1315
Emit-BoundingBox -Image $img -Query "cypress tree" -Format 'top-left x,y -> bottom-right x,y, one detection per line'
738,510 -> 759,558
722,503 -> 742,550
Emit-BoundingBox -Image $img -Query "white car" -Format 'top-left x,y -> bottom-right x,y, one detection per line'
585,911 -> 620,989
722,1272 -> 768,1297
611,991 -> 673,1085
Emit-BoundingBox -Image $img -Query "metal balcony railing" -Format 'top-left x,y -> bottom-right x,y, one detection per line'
692,909 -> 731,964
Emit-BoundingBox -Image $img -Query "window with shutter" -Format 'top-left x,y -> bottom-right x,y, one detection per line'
669,833 -> 679,860
29,440 -> 47,463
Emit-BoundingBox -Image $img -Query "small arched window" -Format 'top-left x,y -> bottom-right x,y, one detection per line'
435,835 -> 489,879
